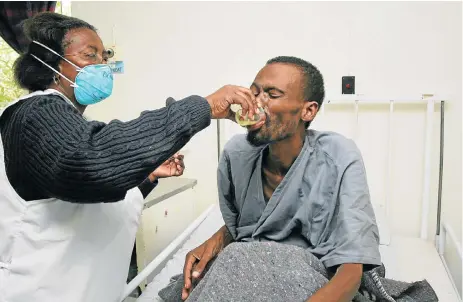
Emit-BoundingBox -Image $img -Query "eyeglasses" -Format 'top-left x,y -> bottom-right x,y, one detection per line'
64,48 -> 115,63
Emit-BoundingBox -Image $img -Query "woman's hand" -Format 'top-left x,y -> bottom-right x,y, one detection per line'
149,153 -> 184,181
206,85 -> 258,120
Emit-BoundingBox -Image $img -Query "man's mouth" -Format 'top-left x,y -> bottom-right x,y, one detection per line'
247,110 -> 267,132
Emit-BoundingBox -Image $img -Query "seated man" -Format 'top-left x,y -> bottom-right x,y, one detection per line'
170,56 -> 382,302
159,57 -> 437,302
164,56 -> 381,301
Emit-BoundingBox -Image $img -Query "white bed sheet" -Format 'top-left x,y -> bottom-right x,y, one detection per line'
137,204 -> 457,302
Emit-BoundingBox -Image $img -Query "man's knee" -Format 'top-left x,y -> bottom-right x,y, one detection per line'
219,242 -> 249,261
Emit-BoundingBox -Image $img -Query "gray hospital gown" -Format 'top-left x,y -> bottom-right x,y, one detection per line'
218,130 -> 381,269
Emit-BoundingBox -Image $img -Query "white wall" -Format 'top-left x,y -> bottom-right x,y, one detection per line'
72,1 -> 461,292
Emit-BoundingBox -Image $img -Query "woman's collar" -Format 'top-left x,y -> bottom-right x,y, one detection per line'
45,88 -> 75,108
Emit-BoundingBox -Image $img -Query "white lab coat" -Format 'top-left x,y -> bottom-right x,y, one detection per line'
0,90 -> 145,302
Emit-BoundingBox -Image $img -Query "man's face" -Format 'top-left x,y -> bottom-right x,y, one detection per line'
246,63 -> 307,147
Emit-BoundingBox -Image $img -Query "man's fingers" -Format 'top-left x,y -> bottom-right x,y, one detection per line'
181,287 -> 190,301
182,249 -> 202,300
192,252 -> 212,279
183,254 -> 197,290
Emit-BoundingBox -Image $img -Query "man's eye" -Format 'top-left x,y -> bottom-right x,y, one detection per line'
269,94 -> 280,99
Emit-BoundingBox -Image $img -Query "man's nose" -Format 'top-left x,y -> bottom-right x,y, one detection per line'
257,93 -> 269,107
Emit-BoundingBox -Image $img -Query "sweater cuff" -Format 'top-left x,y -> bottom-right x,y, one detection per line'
138,178 -> 159,199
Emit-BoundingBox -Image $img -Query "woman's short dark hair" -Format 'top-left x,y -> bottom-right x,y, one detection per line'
13,12 -> 96,92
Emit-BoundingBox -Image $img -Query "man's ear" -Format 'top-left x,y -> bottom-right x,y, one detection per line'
301,101 -> 319,124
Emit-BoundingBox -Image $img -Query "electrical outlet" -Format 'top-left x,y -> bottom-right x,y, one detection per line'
342,76 -> 355,94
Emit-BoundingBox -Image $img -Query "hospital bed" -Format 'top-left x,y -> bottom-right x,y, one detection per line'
127,203 -> 459,302
122,95 -> 461,302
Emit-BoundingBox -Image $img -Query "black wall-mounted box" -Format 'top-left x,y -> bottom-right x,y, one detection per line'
342,76 -> 355,94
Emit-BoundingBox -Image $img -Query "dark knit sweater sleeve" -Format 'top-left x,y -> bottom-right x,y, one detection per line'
7,94 -> 210,203
138,178 -> 159,199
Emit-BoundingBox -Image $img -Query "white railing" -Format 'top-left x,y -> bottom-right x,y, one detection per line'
324,95 -> 461,299
322,94 -> 443,240
121,205 -> 215,301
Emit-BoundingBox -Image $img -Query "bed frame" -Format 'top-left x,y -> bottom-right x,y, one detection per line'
121,94 -> 461,301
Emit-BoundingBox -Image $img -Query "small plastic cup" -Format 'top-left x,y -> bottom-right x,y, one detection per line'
235,107 -> 265,126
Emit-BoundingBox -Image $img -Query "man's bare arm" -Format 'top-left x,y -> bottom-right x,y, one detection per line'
204,225 -> 234,257
222,225 -> 234,246
307,263 -> 362,302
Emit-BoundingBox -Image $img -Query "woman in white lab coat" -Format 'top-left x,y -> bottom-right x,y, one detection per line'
0,12 -> 257,302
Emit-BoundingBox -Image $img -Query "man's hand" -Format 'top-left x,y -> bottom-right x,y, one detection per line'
149,153 -> 184,181
307,263 -> 363,302
182,225 -> 232,300
206,85 -> 258,120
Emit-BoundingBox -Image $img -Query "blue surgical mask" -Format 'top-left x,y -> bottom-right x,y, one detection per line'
30,40 -> 114,106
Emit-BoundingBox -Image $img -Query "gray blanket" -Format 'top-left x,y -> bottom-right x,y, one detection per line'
158,242 -> 438,302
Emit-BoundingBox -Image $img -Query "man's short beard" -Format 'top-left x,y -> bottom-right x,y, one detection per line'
246,130 -> 270,146
246,114 -> 297,147
246,130 -> 293,147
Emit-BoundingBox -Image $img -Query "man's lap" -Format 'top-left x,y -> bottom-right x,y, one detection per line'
159,242 -> 329,302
